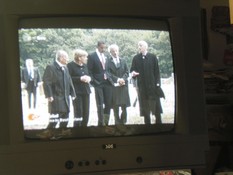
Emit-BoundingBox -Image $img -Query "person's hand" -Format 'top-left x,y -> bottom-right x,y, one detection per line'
85,76 -> 91,83
118,78 -> 125,86
81,75 -> 91,83
131,71 -> 139,77
48,97 -> 54,102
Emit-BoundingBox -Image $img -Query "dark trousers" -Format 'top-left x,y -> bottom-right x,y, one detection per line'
144,113 -> 162,124
94,81 -> 112,126
27,80 -> 37,109
73,94 -> 90,126
113,105 -> 127,125
141,99 -> 162,124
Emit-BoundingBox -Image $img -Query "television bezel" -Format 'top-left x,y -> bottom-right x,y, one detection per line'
0,0 -> 209,174
18,16 -> 176,140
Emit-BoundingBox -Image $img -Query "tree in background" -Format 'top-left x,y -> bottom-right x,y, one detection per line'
18,28 -> 173,78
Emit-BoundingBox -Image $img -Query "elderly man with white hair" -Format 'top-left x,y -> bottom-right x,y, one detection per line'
130,40 -> 164,124
106,44 -> 130,125
43,50 -> 76,129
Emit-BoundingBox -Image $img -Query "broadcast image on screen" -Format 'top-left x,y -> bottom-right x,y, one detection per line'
19,21 -> 175,139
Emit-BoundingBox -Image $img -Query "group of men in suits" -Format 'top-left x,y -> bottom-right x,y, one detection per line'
88,40 -> 164,126
88,42 -> 132,126
22,40 -> 164,130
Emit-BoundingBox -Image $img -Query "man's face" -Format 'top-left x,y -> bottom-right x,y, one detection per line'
97,43 -> 106,53
138,43 -> 147,53
110,48 -> 119,58
60,55 -> 69,65
27,59 -> 33,68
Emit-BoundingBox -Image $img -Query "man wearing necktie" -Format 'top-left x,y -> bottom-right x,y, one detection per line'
21,59 -> 41,109
87,41 -> 113,126
130,40 -> 164,124
106,44 -> 130,125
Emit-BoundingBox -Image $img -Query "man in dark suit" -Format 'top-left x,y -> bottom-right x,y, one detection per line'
106,44 -> 130,125
130,41 -> 164,124
21,59 -> 41,109
87,41 -> 113,126
43,50 -> 76,129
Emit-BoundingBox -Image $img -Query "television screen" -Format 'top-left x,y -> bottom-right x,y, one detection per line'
18,17 -> 175,140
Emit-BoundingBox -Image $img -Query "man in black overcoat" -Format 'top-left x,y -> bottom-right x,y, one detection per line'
43,50 -> 76,129
106,44 -> 130,125
130,41 -> 164,124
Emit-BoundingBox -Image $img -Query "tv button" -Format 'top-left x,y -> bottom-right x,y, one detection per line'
136,156 -> 143,164
102,160 -> 106,165
78,161 -> 83,166
95,160 -> 100,165
65,160 -> 74,169
85,161 -> 90,166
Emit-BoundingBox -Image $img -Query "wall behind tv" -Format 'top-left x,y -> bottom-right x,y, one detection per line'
200,0 -> 229,66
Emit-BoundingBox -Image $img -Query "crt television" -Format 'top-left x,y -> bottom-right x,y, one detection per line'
0,0 -> 208,174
